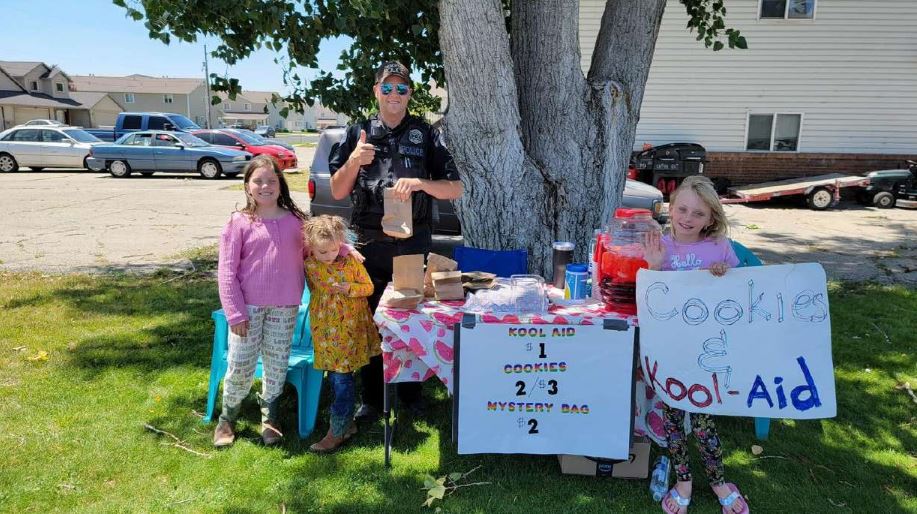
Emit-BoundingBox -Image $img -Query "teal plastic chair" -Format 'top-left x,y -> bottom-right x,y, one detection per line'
202,288 -> 323,439
730,239 -> 770,440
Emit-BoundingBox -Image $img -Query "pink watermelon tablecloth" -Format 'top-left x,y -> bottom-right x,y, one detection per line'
372,284 -> 669,445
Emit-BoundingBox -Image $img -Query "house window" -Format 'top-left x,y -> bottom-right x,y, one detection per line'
30,81 -> 39,91
760,0 -> 815,20
56,83 -> 64,93
746,113 -> 802,151
124,93 -> 135,104
164,94 -> 174,104
244,103 -> 251,111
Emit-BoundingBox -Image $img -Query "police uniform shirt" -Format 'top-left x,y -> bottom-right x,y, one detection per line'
329,115 -> 459,230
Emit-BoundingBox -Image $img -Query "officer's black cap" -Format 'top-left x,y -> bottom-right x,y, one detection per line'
375,61 -> 411,84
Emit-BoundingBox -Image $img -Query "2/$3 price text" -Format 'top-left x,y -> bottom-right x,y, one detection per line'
486,331 -> 589,436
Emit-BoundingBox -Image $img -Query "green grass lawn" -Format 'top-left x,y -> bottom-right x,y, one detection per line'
0,266 -> 914,513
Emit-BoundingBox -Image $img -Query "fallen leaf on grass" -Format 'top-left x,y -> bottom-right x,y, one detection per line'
745,224 -> 760,230
827,498 -> 847,508
751,445 -> 764,455
12,346 -> 26,352
26,350 -> 49,362
67,342 -> 78,352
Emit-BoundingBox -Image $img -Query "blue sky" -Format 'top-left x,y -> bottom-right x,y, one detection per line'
2,1 -> 350,93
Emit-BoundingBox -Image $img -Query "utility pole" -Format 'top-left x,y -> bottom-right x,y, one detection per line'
203,45 -> 212,129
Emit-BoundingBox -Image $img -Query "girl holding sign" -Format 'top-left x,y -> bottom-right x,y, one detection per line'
644,176 -> 749,514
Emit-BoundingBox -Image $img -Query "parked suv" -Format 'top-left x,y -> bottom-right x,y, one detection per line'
309,128 -> 666,234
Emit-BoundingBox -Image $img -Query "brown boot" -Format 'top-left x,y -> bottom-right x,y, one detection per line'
261,420 -> 283,446
309,424 -> 357,453
213,419 -> 235,448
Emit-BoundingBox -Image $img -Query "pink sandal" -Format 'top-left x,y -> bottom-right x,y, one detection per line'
718,483 -> 749,514
661,486 -> 691,514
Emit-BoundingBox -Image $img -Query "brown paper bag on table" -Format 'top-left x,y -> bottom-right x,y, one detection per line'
382,188 -> 412,239
380,254 -> 425,309
431,270 -> 465,301
424,252 -> 459,297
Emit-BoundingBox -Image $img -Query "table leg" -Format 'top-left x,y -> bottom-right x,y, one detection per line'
384,381 -> 396,467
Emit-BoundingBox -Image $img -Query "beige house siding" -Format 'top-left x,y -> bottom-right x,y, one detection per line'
579,0 -> 917,155
112,91 -> 190,116
71,95 -> 123,127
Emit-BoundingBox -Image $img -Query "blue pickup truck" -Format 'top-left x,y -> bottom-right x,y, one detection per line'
84,112 -> 200,142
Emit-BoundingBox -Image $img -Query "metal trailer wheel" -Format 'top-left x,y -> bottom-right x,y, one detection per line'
872,191 -> 896,209
198,159 -> 222,179
0,153 -> 19,172
807,187 -> 833,210
109,159 -> 131,178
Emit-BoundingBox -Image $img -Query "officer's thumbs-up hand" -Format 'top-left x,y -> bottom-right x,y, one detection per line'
348,129 -> 376,167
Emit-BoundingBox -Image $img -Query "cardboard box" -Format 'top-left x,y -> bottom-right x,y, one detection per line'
557,438 -> 651,478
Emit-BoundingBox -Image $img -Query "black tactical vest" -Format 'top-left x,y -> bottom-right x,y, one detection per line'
351,116 -> 434,229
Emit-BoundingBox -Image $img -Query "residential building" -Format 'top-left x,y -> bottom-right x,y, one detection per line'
579,0 -> 917,184
0,61 -> 87,130
70,74 -> 218,128
218,91 -> 270,129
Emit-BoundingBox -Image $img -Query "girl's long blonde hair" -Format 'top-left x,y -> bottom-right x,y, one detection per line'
302,214 -> 356,249
666,175 -> 730,240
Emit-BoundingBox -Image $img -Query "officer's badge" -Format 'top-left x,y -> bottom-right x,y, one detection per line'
408,129 -> 423,145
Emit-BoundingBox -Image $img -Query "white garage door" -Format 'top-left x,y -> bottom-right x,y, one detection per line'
92,106 -> 120,127
14,107 -> 51,126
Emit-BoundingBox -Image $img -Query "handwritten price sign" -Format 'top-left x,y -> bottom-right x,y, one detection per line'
454,321 -> 636,459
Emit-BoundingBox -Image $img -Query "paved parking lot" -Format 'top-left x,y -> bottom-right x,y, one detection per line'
1,156 -> 914,284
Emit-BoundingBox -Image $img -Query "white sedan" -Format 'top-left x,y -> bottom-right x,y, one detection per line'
0,126 -> 105,172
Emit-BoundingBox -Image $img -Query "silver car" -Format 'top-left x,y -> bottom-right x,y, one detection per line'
0,126 -> 105,172
22,119 -> 66,127
309,128 -> 666,234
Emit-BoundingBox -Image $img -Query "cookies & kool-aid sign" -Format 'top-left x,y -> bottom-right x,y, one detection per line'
636,263 -> 837,419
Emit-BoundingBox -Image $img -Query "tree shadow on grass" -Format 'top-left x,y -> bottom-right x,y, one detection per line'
4,273 -> 218,376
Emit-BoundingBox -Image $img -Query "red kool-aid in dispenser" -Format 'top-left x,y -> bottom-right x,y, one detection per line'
599,208 -> 660,315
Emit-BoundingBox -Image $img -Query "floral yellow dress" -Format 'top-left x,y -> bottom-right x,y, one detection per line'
304,254 -> 380,373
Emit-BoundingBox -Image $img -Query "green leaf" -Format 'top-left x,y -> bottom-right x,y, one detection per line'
428,485 -> 446,500
423,475 -> 437,489
210,95 -> 222,105
713,41 -> 724,51
448,472 -> 463,482
736,36 -> 748,49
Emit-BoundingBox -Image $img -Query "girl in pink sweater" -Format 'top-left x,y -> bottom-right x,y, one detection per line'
214,154 -> 315,447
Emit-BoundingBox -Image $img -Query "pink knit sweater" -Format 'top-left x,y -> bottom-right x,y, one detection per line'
218,211 -> 307,326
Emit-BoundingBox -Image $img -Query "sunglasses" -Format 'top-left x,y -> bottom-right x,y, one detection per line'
379,83 -> 410,96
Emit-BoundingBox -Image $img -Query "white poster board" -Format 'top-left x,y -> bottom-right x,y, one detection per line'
636,263 -> 836,419
455,320 -> 636,459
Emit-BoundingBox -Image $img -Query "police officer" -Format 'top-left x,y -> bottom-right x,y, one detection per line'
329,61 -> 462,422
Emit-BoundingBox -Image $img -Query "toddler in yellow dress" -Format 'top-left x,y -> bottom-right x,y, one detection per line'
303,215 -> 380,452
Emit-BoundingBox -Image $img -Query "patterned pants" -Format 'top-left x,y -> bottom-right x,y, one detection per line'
221,305 -> 298,420
662,404 -> 726,485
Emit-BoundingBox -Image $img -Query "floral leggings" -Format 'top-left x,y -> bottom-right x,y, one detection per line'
662,404 -> 725,485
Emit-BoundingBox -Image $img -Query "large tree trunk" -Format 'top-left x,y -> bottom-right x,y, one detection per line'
439,0 -> 665,277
